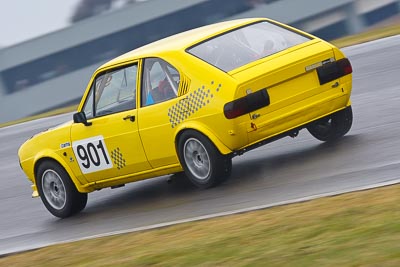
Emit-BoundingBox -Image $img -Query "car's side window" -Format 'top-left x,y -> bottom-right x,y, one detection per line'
83,64 -> 138,118
141,58 -> 179,107
82,87 -> 94,119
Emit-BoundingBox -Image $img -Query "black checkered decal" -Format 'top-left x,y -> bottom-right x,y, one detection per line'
110,147 -> 126,170
168,81 -> 222,128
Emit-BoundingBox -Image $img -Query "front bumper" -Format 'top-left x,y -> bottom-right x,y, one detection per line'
31,184 -> 39,198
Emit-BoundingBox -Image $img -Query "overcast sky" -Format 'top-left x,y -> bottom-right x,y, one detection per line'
0,0 -> 81,47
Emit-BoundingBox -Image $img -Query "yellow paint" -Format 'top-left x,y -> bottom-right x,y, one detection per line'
18,18 -> 352,193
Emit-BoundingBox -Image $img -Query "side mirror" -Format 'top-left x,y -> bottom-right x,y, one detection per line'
73,112 -> 92,126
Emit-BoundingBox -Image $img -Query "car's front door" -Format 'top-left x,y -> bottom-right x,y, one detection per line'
71,63 -> 151,183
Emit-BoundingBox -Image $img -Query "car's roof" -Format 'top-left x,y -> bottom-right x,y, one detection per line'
99,18 -> 268,70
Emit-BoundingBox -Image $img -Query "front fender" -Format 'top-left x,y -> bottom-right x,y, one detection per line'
174,121 -> 232,155
33,150 -> 91,193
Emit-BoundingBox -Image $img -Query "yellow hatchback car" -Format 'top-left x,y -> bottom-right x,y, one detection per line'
19,18 -> 353,218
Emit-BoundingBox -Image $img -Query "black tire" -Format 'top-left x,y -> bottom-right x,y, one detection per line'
178,130 -> 232,189
36,161 -> 87,218
307,106 -> 353,142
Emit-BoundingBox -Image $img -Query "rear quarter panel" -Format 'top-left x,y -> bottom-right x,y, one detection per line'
163,51 -> 250,153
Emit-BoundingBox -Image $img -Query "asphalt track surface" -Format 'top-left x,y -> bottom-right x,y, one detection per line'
1,36 -> 399,255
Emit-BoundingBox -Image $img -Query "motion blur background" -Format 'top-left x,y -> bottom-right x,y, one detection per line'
0,0 -> 399,123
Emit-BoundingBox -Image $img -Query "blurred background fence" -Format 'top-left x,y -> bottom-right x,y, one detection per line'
0,0 -> 399,123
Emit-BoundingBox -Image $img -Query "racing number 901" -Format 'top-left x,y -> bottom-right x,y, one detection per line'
76,140 -> 110,169
72,136 -> 113,174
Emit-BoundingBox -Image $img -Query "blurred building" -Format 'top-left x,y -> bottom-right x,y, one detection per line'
0,0 -> 399,123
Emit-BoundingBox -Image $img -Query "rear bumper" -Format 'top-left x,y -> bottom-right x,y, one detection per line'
230,81 -> 351,156
232,102 -> 351,157
248,79 -> 351,139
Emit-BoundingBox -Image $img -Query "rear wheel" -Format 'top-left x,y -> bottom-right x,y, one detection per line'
36,161 -> 87,218
178,130 -> 232,189
307,106 -> 353,142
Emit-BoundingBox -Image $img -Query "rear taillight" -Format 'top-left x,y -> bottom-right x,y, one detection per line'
224,89 -> 270,119
337,58 -> 353,75
317,58 -> 352,85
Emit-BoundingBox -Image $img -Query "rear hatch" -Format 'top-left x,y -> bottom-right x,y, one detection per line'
229,40 -> 346,143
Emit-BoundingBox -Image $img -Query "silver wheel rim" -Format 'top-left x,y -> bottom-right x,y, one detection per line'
183,138 -> 211,180
42,169 -> 67,210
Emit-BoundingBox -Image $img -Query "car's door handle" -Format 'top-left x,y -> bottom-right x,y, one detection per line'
123,115 -> 135,122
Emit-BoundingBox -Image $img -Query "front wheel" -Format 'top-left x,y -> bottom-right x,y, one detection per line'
178,130 -> 232,189
36,161 -> 87,218
307,106 -> 353,142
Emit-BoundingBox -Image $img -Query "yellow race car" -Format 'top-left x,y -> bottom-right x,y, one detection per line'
18,18 -> 353,218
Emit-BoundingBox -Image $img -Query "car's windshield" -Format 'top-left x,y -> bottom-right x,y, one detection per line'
187,21 -> 311,72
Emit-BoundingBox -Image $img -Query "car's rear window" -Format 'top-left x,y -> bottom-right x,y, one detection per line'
187,21 -> 311,72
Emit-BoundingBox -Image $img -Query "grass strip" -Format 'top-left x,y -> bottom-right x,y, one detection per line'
1,184 -> 399,266
0,105 -> 77,129
332,23 -> 400,48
